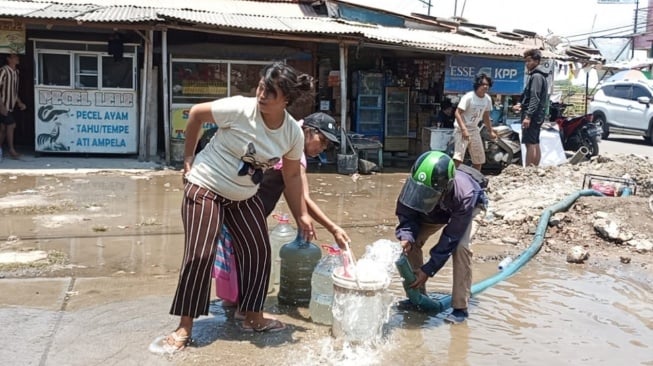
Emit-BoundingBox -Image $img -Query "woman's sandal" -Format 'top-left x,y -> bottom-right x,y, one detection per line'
221,299 -> 238,308
240,319 -> 286,333
148,331 -> 192,354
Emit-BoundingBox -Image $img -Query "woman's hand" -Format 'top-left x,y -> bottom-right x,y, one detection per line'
182,156 -> 194,183
297,214 -> 315,242
461,128 -> 470,140
330,226 -> 351,249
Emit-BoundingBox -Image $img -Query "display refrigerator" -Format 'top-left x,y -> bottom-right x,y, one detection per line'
352,71 -> 384,141
384,86 -> 410,151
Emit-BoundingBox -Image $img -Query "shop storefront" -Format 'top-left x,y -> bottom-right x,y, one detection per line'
345,56 -> 447,154
33,39 -> 139,154
169,58 -> 270,160
343,53 -> 539,156
164,32 -> 314,161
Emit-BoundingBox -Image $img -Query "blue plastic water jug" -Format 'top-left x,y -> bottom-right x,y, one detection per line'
278,232 -> 321,306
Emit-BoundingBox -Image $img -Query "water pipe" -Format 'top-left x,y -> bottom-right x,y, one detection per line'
396,189 -> 606,313
568,146 -> 590,165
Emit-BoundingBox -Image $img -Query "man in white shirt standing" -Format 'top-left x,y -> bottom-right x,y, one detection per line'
453,73 -> 496,171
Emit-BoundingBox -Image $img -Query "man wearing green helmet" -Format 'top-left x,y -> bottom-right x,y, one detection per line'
395,151 -> 488,323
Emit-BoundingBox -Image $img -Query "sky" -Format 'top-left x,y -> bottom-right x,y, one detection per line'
353,0 -> 639,40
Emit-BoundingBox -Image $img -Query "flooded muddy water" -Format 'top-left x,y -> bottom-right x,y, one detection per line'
181,257 -> 651,366
0,171 -> 651,364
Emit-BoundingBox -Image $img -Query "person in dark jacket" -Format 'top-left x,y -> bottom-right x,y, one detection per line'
256,112 -> 350,246
433,101 -> 455,129
512,48 -> 549,166
395,151 -> 487,323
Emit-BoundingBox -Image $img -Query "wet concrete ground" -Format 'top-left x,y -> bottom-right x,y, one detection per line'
1,162 -> 651,365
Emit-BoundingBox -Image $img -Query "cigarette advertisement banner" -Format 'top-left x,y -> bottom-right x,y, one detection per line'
444,55 -> 526,94
171,105 -> 216,140
34,88 -> 138,154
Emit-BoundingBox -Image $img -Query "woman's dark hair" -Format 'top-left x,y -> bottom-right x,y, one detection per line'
524,48 -> 542,61
260,62 -> 314,107
473,73 -> 492,91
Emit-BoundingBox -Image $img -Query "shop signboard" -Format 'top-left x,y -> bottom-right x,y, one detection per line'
171,105 -> 216,140
34,88 -> 138,154
444,55 -> 525,94
0,21 -> 26,54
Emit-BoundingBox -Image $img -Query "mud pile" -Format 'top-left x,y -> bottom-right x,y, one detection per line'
476,154 -> 653,267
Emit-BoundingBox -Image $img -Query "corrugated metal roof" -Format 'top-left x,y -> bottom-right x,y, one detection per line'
17,0 -> 318,17
76,6 -> 161,23
458,26 -> 524,46
359,26 -> 525,56
24,3 -> 101,20
0,0 -> 561,58
157,9 -> 358,35
0,1 -> 44,16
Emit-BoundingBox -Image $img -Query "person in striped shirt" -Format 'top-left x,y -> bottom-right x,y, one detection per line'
0,53 -> 26,159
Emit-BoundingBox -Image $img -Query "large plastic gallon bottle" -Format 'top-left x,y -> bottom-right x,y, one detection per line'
278,232 -> 321,306
269,213 -> 296,293
309,245 -> 343,325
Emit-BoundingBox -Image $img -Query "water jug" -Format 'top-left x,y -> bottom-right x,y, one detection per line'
278,231 -> 321,306
309,245 -> 343,325
269,213 -> 296,293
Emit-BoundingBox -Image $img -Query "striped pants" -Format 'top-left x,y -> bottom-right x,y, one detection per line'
170,182 -> 271,318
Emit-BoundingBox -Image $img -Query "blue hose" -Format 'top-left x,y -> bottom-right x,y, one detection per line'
396,189 -> 606,313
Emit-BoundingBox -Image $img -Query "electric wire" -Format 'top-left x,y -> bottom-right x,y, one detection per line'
563,6 -> 650,40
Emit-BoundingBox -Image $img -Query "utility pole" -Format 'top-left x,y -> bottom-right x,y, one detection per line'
633,0 -> 639,58
598,0 -> 641,59
633,0 -> 639,34
416,0 -> 432,16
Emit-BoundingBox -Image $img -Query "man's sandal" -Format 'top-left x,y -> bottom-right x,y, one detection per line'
148,331 -> 191,354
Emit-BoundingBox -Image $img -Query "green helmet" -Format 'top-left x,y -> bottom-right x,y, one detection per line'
411,151 -> 456,190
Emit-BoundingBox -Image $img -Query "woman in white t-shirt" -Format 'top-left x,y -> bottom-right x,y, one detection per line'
156,62 -> 314,353
453,73 -> 497,171
219,112 -> 353,318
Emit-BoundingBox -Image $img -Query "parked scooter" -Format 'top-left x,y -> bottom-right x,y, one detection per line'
549,93 -> 600,157
446,123 -> 521,172
483,123 -> 522,169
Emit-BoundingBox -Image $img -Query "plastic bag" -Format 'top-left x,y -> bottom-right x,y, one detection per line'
213,225 -> 239,303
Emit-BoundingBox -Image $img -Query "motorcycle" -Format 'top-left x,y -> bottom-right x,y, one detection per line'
446,122 -> 522,173
549,98 -> 600,158
482,123 -> 522,169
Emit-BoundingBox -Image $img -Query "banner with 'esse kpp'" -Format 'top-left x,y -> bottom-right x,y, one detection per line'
444,55 -> 526,95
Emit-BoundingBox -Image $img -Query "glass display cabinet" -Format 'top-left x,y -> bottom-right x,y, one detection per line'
384,86 -> 409,151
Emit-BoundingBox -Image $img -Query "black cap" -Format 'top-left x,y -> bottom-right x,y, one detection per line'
303,112 -> 340,144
